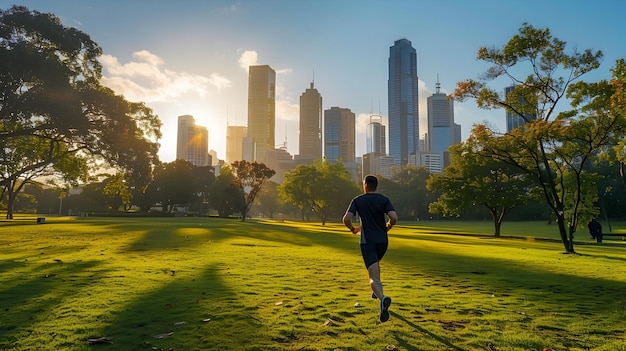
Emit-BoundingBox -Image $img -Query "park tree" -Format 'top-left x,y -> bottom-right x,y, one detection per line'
453,23 -> 626,253
150,160 -> 197,213
427,138 -> 536,237
209,166 -> 243,218
0,6 -> 161,218
102,173 -> 132,211
256,180 -> 282,219
380,166 -> 432,220
190,165 -> 215,215
279,159 -> 360,225
231,160 -> 275,221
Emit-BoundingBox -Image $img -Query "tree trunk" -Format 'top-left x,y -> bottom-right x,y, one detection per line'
6,181 -> 16,219
489,207 -> 501,238
556,213 -> 575,253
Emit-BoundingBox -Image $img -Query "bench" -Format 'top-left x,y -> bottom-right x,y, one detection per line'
600,233 -> 626,240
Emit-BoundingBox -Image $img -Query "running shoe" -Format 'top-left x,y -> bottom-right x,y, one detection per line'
380,296 -> 391,322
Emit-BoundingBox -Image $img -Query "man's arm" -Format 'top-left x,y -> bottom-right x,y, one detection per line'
386,210 -> 398,231
343,211 -> 359,234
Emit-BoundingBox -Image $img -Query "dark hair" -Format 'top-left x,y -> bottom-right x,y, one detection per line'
364,174 -> 378,190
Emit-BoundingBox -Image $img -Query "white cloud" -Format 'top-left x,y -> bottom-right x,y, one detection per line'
99,50 -> 230,103
276,99 -> 299,122
238,50 -> 258,71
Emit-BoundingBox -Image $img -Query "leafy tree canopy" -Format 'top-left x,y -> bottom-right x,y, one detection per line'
0,6 -> 161,218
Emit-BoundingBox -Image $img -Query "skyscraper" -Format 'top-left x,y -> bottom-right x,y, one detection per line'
505,85 -> 537,132
366,114 -> 386,154
298,81 -> 322,161
226,125 -> 247,164
176,115 -> 209,166
247,65 -> 276,161
426,80 -> 460,171
388,39 -> 419,166
324,107 -> 355,163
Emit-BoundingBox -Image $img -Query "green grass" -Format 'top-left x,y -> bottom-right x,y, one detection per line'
1,216 -> 625,350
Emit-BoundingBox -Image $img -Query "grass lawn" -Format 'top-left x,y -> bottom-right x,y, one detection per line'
1,216 -> 625,350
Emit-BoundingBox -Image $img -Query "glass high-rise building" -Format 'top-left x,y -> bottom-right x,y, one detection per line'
247,65 -> 276,162
366,114 -> 386,154
426,81 -> 460,171
324,107 -> 355,163
298,81 -> 322,161
225,125 -> 248,164
505,85 -> 537,132
176,115 -> 209,166
388,39 -> 419,166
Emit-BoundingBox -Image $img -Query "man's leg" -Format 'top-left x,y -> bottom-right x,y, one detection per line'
367,261 -> 383,299
369,262 -> 392,322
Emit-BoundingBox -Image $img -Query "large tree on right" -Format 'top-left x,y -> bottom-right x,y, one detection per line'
453,23 -> 626,253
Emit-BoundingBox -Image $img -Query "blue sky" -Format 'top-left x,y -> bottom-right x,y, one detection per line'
5,0 -> 626,162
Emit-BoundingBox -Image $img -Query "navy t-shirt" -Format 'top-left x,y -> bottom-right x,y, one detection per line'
347,193 -> 395,244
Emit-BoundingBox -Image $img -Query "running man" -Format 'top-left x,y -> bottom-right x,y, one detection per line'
343,174 -> 398,322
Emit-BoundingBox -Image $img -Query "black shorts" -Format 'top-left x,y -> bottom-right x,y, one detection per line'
360,242 -> 388,268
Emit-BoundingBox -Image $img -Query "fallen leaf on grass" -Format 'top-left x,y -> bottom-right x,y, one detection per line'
88,337 -> 112,344
275,301 -> 283,306
153,332 -> 174,339
202,318 -> 211,322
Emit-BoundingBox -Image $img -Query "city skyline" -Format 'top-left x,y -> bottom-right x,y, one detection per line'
10,1 -> 626,163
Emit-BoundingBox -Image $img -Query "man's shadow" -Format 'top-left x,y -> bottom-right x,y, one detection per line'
390,311 -> 467,351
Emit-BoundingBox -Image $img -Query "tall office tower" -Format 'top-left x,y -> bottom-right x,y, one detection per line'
176,115 -> 209,166
298,81 -> 323,161
226,125 -> 248,164
388,39 -> 419,166
366,114 -> 386,154
505,85 -> 537,132
247,65 -> 276,161
324,107 -> 355,163
426,80 -> 460,170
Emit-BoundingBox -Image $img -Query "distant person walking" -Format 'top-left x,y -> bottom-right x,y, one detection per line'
343,174 -> 398,322
588,219 -> 603,243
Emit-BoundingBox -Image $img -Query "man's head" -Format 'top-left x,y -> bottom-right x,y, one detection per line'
364,174 -> 378,192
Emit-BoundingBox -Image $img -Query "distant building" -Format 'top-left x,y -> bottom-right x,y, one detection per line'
176,115 -> 209,166
426,79 -> 460,171
324,107 -> 355,164
505,84 -> 537,132
242,136 -> 255,162
247,65 -> 276,162
420,153 -> 442,174
388,39 -> 419,166
363,152 -> 395,180
298,81 -> 322,161
226,125 -> 248,164
264,147 -> 294,184
209,149 -> 219,166
366,114 -> 386,154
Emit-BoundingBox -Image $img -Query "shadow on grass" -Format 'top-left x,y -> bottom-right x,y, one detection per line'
94,262 -> 266,350
391,311 -> 467,351
0,260 -> 106,349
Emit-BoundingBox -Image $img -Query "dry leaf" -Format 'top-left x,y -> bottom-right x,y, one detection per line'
153,332 -> 174,339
